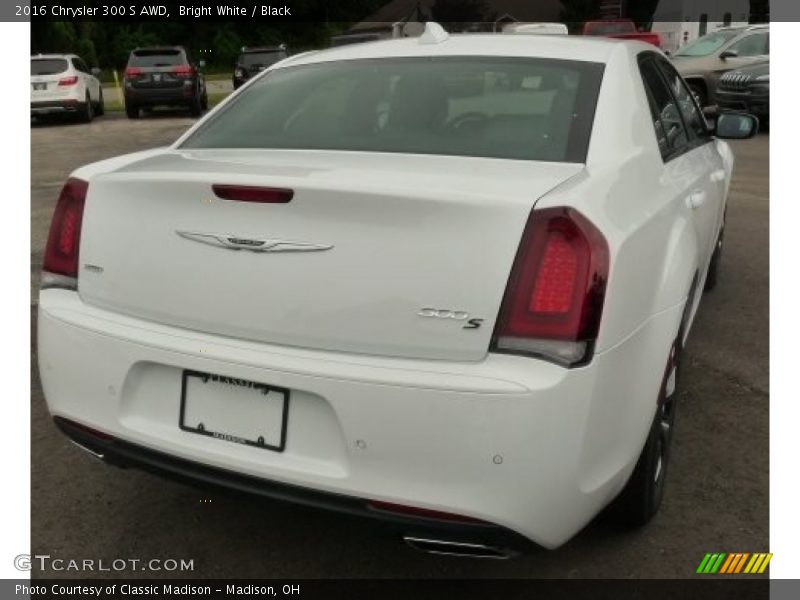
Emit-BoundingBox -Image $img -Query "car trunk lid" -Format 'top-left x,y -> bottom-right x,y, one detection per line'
78,150 -> 582,361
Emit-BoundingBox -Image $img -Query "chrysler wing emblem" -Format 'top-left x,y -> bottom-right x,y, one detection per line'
176,231 -> 333,253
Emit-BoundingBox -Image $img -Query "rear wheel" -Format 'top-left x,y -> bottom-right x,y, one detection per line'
125,103 -> 140,119
609,341 -> 680,527
201,89 -> 208,110
81,93 -> 94,123
95,89 -> 105,116
190,90 -> 202,117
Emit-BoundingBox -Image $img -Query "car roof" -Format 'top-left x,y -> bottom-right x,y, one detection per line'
281,29 -> 625,69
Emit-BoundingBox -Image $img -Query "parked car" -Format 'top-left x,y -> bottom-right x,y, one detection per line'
233,46 -> 289,89
39,24 -> 757,556
582,19 -> 662,48
123,46 -> 208,118
716,61 -> 769,125
31,54 -> 104,122
671,24 -> 769,107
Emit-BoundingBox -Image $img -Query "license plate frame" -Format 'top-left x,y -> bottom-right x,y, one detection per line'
32,82 -> 46,91
179,370 -> 289,452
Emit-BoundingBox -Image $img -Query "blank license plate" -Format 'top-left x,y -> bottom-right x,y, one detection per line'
179,370 -> 288,451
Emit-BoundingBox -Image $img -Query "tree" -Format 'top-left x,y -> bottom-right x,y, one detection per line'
431,0 -> 492,31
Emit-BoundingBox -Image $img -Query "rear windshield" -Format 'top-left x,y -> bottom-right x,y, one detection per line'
128,49 -> 185,67
675,31 -> 739,56
182,57 -> 604,162
240,51 -> 286,68
31,59 -> 68,75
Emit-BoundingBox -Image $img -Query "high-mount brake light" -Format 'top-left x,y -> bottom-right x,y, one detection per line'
212,185 -> 294,204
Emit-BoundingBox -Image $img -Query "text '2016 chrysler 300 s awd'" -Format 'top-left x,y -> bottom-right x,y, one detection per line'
38,23 -> 758,557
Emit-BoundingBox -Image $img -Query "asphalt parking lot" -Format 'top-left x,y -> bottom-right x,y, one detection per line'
30,114 -> 769,578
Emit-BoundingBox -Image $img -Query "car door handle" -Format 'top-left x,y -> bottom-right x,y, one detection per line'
686,190 -> 707,210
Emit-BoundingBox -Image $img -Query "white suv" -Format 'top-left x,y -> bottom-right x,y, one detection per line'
31,54 -> 104,121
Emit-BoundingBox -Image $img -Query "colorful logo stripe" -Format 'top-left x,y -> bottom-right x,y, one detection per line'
697,553 -> 772,574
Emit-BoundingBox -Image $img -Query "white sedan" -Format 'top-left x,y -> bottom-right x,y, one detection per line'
38,24 -> 757,556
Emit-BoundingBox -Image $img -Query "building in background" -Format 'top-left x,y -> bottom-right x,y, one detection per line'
651,0 -> 752,53
344,0 -> 564,40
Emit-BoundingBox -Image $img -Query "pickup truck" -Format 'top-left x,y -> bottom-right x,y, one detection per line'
582,19 -> 662,48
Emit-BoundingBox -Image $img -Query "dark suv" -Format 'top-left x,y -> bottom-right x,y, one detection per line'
233,46 -> 288,89
124,46 -> 208,119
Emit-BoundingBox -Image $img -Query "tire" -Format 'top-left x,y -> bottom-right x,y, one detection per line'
688,81 -> 707,108
608,341 -> 680,528
125,103 -> 140,119
704,221 -> 724,293
95,89 -> 105,116
81,93 -> 94,123
189,88 -> 203,117
201,90 -> 208,110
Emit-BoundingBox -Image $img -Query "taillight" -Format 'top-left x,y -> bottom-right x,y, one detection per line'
212,184 -> 293,204
42,178 -> 88,290
172,64 -> 194,78
492,207 -> 609,367
57,75 -> 78,86
124,66 -> 144,79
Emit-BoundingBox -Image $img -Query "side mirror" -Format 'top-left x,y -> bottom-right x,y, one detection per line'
719,49 -> 738,60
198,60 -> 206,69
714,112 -> 758,139
90,67 -> 101,76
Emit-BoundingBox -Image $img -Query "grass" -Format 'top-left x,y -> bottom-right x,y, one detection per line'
103,91 -> 230,113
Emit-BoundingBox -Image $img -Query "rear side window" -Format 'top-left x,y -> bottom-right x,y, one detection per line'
128,49 -> 185,67
72,57 -> 89,73
182,57 -> 604,163
655,57 -> 709,141
31,59 -> 68,75
639,58 -> 689,159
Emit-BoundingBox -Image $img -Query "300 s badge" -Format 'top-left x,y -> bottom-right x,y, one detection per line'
418,308 -> 483,329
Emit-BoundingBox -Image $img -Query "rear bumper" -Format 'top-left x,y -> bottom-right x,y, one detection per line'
125,87 -> 195,107
31,100 -> 83,115
38,289 -> 682,548
55,416 -> 532,554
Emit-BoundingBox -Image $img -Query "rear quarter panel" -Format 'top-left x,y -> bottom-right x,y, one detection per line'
538,43 -> 702,355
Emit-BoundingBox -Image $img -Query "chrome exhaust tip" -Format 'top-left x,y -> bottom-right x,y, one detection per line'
403,536 -> 512,559
70,440 -> 105,461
